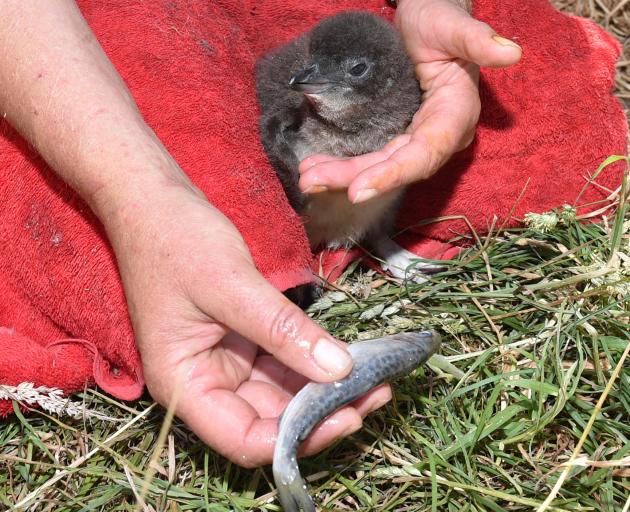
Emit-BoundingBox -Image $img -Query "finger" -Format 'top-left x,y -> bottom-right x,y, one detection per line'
177,387 -> 279,467
236,379 -> 391,421
250,354 -> 309,394
347,138 -> 437,202
299,156 -> 378,192
250,356 -> 392,413
298,136 -> 410,192
299,384 -> 392,457
298,407 -> 363,456
237,379 -> 391,460
200,265 -> 353,383
236,379 -> 293,418
351,383 -> 392,416
431,7 -> 521,68
178,387 -> 364,467
299,153 -> 344,172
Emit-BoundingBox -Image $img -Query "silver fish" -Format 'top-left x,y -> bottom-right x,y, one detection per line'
273,330 -> 441,512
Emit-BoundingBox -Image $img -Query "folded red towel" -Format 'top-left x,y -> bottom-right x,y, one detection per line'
0,0 -> 626,415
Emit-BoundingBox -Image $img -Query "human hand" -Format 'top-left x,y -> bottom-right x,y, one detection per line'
298,0 -> 522,203
0,0 -> 391,468
103,182 -> 392,467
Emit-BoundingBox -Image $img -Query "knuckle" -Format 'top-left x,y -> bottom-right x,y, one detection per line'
266,302 -> 307,354
392,171 -> 405,189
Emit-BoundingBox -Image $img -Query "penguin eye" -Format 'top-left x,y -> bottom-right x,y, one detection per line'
349,62 -> 368,77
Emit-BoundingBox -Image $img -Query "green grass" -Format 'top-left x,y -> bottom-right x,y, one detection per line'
1,157 -> 629,511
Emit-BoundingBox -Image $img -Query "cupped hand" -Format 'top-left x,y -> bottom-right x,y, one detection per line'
104,181 -> 391,467
298,0 -> 522,203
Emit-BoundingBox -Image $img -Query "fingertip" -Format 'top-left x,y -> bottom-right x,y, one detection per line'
298,167 -> 333,192
312,337 -> 354,381
299,161 -> 364,192
455,18 -> 522,68
303,185 -> 328,195
299,154 -> 338,173
347,161 -> 401,202
369,384 -> 393,413
351,188 -> 379,204
491,35 -> 522,51
473,26 -> 522,68
297,172 -> 317,192
299,172 -> 330,195
337,411 -> 363,438
298,158 -> 316,174
487,34 -> 522,67
348,170 -> 379,203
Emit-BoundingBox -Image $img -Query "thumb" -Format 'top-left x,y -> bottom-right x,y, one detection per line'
204,264 -> 354,383
441,11 -> 522,68
398,2 -> 522,69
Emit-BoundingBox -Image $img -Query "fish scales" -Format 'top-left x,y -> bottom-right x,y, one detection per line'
273,331 -> 441,512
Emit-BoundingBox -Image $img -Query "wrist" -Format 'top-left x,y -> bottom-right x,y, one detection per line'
74,112 -> 198,224
93,161 -> 208,262
89,147 -> 199,233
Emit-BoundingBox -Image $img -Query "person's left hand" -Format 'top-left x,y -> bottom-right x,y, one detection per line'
298,0 -> 522,204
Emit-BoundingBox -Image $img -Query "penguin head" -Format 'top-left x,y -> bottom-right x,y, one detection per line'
289,11 -> 416,128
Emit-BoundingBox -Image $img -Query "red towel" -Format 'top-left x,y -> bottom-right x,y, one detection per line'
0,0 -> 626,416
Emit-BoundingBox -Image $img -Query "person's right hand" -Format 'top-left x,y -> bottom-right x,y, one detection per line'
103,180 -> 393,467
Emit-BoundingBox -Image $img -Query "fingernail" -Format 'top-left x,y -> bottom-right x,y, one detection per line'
492,35 -> 521,50
353,188 -> 378,204
313,338 -> 353,376
304,185 -> 328,194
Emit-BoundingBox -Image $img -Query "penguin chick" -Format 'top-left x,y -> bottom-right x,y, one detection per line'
256,11 -> 442,297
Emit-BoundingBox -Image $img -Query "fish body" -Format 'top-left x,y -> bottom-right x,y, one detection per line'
273,331 -> 441,512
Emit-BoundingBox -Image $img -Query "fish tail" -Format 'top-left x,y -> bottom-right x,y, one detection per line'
273,452 -> 315,512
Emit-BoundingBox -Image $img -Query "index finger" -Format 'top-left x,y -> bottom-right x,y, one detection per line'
298,135 -> 411,192
348,131 -> 443,203
196,259 -> 354,383
178,382 -> 391,467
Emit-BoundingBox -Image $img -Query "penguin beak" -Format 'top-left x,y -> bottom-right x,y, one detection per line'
289,64 -> 334,94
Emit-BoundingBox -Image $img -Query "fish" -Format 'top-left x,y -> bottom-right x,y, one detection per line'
273,330 -> 441,511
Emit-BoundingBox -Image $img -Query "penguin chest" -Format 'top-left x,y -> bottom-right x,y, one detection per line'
302,190 -> 401,249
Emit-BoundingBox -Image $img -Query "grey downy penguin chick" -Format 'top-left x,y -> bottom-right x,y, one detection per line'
256,11 -> 443,300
